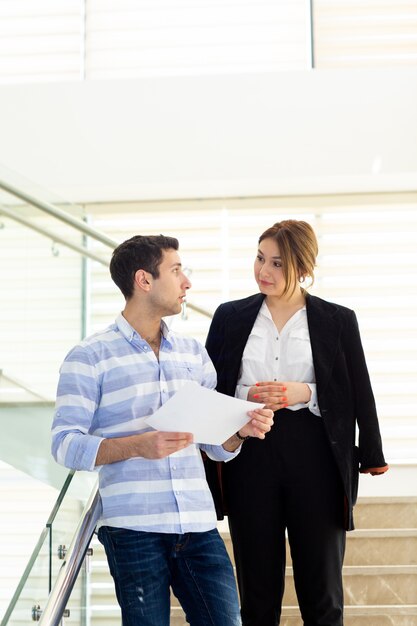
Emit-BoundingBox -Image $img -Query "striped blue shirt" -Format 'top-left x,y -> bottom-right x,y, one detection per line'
52,313 -> 238,533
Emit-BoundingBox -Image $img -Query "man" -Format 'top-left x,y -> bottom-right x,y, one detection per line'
52,234 -> 273,626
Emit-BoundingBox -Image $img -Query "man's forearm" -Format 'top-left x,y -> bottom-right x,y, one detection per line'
95,431 -> 194,465
95,435 -> 141,466
222,433 -> 244,453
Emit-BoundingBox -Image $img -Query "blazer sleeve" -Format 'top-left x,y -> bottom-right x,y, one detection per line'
204,304 -> 230,519
343,310 -> 388,473
205,304 -> 227,375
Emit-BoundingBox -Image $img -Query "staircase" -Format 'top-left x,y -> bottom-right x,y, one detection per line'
88,497 -> 417,626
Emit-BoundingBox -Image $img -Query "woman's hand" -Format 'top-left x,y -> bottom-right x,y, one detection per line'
248,381 -> 311,412
239,407 -> 274,440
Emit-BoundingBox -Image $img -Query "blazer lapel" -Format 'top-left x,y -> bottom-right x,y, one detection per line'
306,295 -> 342,395
222,294 -> 265,395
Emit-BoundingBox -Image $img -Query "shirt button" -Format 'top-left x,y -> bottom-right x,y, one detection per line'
175,491 -> 180,495
172,466 -> 176,470
275,357 -> 279,360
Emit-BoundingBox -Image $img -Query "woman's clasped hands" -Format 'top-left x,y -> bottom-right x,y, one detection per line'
248,381 -> 312,412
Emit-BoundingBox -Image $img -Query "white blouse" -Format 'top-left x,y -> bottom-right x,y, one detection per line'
235,301 -> 321,416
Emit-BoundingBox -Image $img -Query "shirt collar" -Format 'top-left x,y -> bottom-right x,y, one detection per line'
259,300 -> 272,321
259,300 -> 306,322
115,312 -> 172,348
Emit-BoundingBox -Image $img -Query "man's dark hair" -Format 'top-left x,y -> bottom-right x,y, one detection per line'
110,234 -> 179,299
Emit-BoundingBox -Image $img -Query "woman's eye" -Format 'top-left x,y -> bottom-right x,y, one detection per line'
274,262 -> 282,268
256,255 -> 264,262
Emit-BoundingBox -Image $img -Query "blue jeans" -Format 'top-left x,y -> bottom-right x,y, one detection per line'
97,526 -> 241,626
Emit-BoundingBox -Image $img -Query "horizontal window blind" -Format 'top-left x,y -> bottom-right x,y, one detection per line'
1,194 -> 416,460
86,193 -> 417,461
1,2 -> 417,83
313,1 -> 417,68
0,0 -> 82,84
85,0 -> 310,78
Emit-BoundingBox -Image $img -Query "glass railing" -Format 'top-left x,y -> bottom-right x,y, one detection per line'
37,485 -> 101,626
0,471 -> 98,626
0,193 -> 87,400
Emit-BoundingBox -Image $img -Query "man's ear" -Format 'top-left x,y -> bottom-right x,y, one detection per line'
134,269 -> 151,291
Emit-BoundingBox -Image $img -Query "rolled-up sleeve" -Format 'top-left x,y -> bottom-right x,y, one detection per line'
200,442 -> 240,462
51,346 -> 104,471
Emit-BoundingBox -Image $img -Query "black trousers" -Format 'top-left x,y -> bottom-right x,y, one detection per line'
223,408 -> 346,626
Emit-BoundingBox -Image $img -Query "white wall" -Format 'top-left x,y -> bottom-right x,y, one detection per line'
0,68 -> 416,203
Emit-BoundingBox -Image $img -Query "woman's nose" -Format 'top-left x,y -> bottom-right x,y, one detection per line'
259,266 -> 270,278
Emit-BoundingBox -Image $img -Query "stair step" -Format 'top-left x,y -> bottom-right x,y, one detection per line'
89,528 -> 417,572
89,564 -> 417,607
345,529 -> 417,566
268,605 -> 417,626
354,497 -> 417,529
339,565 -> 417,606
88,604 -> 417,626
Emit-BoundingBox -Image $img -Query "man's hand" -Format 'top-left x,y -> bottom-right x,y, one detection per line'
222,407 -> 274,452
95,431 -> 193,465
136,431 -> 194,459
239,407 -> 274,440
248,381 -> 311,411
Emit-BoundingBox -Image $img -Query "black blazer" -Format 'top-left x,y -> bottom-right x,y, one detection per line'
205,293 -> 388,530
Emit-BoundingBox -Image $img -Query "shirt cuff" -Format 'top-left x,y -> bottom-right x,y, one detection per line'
235,384 -> 250,400
360,464 -> 389,475
73,434 -> 104,471
306,383 -> 321,417
200,443 -> 240,462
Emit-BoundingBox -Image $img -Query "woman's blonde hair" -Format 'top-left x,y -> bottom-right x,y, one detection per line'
258,220 -> 318,297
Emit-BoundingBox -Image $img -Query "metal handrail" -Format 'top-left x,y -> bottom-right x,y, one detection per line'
0,471 -> 76,626
0,204 -> 109,265
0,177 -> 212,318
38,484 -> 101,626
0,178 -> 115,248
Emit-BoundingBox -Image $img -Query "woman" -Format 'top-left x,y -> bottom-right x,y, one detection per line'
205,220 -> 388,626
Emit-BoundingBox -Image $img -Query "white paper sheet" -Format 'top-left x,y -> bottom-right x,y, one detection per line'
144,381 -> 263,445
